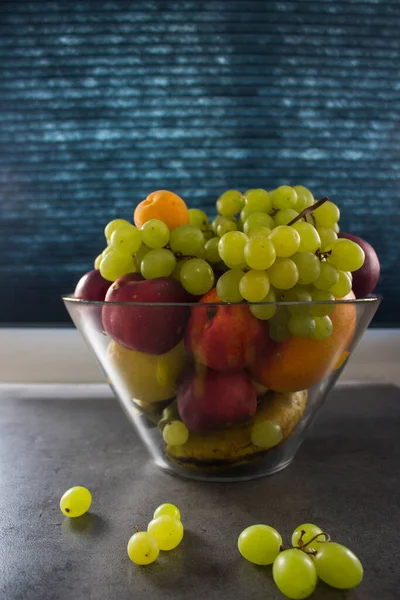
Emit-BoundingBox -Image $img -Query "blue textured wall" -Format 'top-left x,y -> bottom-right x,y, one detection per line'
0,0 -> 399,324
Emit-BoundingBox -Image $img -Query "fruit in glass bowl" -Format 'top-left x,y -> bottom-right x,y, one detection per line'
65,187 -> 380,481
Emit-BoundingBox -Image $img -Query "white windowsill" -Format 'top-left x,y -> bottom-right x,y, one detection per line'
0,328 -> 399,386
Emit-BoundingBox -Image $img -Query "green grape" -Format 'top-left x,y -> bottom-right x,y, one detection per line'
273,549 -> 317,599
271,185 -> 298,210
170,225 -> 205,256
147,515 -> 184,551
333,222 -> 340,234
314,261 -> 339,290
268,258 -> 299,290
60,486 -> 92,518
274,209 -> 299,226
239,270 -> 270,302
281,287 -> 312,315
268,307 -> 291,342
251,420 -> 282,449
312,315 -> 333,340
238,524 -> 282,566
316,227 -> 337,251
327,238 -> 365,272
163,421 -> 189,446
180,258 -> 214,296
216,189 -> 243,217
329,270 -> 352,298
292,523 -> 324,553
217,217 -> 238,237
288,314 -> 316,338
269,226 -> 301,257
127,532 -> 159,565
293,185 -> 314,212
243,188 -> 272,214
140,219 -> 170,249
216,269 -> 244,303
188,208 -> 209,231
249,288 -> 277,320
247,226 -> 272,239
204,237 -> 221,263
110,224 -> 142,254
292,222 -> 321,253
194,245 -> 206,260
94,253 -> 103,270
211,215 -> 227,234
313,200 -> 340,227
141,249 -> 176,279
154,503 -> 181,521
314,542 -> 363,589
100,250 -> 135,282
244,237 -> 276,270
218,231 -> 248,267
134,244 -> 151,270
243,212 -> 275,234
309,290 -> 335,316
104,218 -> 131,242
292,253 -> 321,285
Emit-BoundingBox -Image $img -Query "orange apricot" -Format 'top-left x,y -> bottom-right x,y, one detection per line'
134,190 -> 189,231
250,292 -> 357,392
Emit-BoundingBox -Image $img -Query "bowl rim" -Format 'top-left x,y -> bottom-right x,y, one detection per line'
63,294 -> 382,308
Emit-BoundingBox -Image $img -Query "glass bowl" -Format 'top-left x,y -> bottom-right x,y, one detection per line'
64,295 -> 380,482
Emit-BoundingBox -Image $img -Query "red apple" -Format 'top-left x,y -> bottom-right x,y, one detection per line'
177,367 -> 257,433
102,276 -> 192,354
339,233 -> 380,297
74,269 -> 110,301
185,288 -> 267,371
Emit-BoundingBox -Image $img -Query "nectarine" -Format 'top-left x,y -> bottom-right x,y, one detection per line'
134,190 -> 189,231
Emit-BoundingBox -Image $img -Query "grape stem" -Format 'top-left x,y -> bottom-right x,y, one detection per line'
287,196 -> 329,226
295,530 -> 331,556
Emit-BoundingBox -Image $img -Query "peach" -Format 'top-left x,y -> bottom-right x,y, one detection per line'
134,190 -> 189,231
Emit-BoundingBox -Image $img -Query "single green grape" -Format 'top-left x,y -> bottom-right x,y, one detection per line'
140,219 -> 170,249
104,218 -> 131,242
218,231 -> 248,267
134,244 -> 151,271
251,420 -> 283,449
238,524 -> 282,565
292,222 -> 321,253
314,262 -> 339,290
291,252 -> 321,285
281,287 -> 312,315
314,542 -> 363,589
247,226 -> 272,238
170,225 -> 205,256
188,208 -> 209,231
309,289 -> 336,316
288,314 -> 316,338
171,257 -> 190,282
100,250 -> 135,282
268,307 -> 291,342
268,258 -> 299,290
313,200 -> 340,228
211,215 -> 227,234
244,237 -> 276,270
94,253 -> 103,270
154,503 -> 181,521
180,258 -> 214,295
243,212 -> 275,235
291,523 -> 324,553
329,270 -> 352,298
312,315 -> 333,340
60,486 -> 92,518
274,209 -> 299,226
269,225 -> 300,257
216,269 -> 244,302
162,421 -> 189,446
273,549 -> 317,599
204,237 -> 221,263
239,270 -> 270,302
141,248 -> 176,279
327,238 -> 365,272
216,190 -> 243,217
249,288 -> 277,320
333,222 -> 340,234
110,224 -> 142,255
271,185 -> 298,210
147,515 -> 184,551
127,532 -> 159,565
243,188 -> 272,214
217,217 -> 238,237
293,185 -> 314,212
316,227 -> 337,251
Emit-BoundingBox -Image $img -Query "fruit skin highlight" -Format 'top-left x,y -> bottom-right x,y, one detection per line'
134,190 -> 189,231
